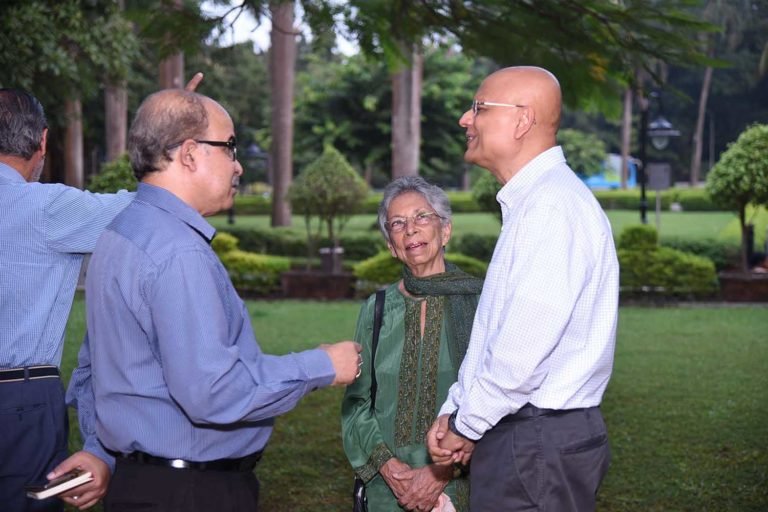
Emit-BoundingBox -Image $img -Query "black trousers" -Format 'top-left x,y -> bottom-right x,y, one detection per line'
105,457 -> 260,512
469,406 -> 610,512
0,376 -> 68,512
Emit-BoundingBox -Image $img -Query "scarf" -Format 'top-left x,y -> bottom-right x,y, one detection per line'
402,261 -> 484,371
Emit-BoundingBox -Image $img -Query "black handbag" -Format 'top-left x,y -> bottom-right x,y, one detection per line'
352,288 -> 386,512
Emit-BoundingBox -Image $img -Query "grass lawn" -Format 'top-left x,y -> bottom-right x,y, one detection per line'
62,298 -> 768,511
210,210 -> 743,244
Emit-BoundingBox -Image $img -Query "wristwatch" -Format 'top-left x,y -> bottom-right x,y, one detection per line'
447,409 -> 472,441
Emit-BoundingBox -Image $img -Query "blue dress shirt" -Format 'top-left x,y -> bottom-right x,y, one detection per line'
0,162 -> 134,367
68,183 -> 335,463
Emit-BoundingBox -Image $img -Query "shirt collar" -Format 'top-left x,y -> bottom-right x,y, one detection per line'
0,162 -> 27,183
497,146 -> 566,207
136,182 -> 217,243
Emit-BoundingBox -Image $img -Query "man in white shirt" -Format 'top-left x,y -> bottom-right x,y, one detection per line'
426,66 -> 619,511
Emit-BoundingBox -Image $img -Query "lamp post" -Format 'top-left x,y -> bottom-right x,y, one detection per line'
638,91 -> 680,224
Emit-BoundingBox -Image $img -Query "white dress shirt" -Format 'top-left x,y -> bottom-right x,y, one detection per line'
440,146 -> 619,440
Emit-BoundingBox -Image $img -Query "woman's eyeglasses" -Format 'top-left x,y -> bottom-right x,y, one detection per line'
385,211 -> 442,233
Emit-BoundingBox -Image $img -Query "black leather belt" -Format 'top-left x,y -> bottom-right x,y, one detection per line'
498,403 -> 590,424
0,365 -> 59,383
119,450 -> 263,472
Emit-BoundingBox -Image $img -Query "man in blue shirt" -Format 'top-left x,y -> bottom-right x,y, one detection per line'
0,88 -> 133,511
67,88 -> 362,511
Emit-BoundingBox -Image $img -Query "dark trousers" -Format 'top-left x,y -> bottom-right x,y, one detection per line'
0,376 -> 68,512
469,406 -> 610,512
105,457 -> 260,512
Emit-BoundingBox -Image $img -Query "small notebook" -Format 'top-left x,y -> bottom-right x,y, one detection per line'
26,470 -> 93,500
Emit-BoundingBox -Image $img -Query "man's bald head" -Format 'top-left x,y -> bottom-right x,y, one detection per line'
128,89 -> 210,180
483,66 -> 562,134
459,66 -> 563,182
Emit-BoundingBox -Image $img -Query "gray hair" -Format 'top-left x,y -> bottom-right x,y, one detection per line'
378,176 -> 452,244
128,89 -> 209,180
0,88 -> 47,160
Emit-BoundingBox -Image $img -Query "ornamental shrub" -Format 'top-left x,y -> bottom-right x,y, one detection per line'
617,225 -> 718,298
471,173 -> 502,221
288,146 -> 369,270
87,154 -> 137,193
557,128 -> 607,177
706,123 -> 768,271
618,225 -> 658,251
212,231 -> 290,295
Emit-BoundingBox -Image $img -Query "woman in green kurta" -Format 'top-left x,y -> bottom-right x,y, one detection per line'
342,177 -> 483,512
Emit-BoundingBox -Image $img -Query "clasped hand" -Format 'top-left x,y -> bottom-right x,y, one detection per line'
381,458 -> 452,512
426,414 -> 475,466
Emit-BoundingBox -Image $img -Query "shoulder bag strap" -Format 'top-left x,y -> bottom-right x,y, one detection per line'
370,289 -> 386,410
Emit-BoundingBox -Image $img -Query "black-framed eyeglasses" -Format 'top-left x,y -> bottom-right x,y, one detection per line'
471,99 -> 526,116
385,211 -> 443,233
166,136 -> 238,161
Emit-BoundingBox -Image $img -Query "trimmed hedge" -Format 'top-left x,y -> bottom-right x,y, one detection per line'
218,227 -> 385,262
617,226 -> 718,298
353,251 -> 487,287
236,186 -> 719,214
451,233 -> 498,262
659,237 -> 740,272
212,232 -> 290,295
591,188 -> 718,211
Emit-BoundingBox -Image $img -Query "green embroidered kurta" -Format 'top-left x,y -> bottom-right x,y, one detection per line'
341,282 -> 479,511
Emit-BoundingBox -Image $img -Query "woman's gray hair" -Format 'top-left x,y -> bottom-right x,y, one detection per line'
378,176 -> 452,244
0,88 -> 48,160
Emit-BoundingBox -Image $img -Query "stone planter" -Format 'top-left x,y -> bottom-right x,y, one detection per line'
280,270 -> 355,300
718,271 -> 768,302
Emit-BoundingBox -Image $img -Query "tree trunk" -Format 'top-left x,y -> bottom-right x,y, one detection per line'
390,45 -> 423,179
105,81 -> 127,161
269,0 -> 297,227
159,53 -> 185,89
64,98 -> 84,189
620,87 -> 633,189
690,65 -> 713,187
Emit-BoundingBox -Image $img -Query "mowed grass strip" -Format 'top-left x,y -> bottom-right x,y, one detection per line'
63,298 -> 767,511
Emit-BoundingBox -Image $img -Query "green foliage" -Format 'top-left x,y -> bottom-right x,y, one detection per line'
558,128 -> 608,176
211,232 -> 239,255
0,1 -> 138,104
233,195 -> 272,215
470,173 -> 502,221
706,124 -> 768,270
591,188 -> 718,211
619,246 -> 718,298
288,146 -> 370,253
86,155 -> 137,193
354,250 -> 487,286
218,227 -> 384,263
706,124 -> 768,214
618,226 -> 718,298
341,0 -> 717,114
451,233 -> 498,262
660,237 -> 740,272
618,225 -> 659,251
210,231 -> 289,295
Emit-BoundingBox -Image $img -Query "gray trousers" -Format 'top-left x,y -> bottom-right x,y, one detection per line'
469,405 -> 610,511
